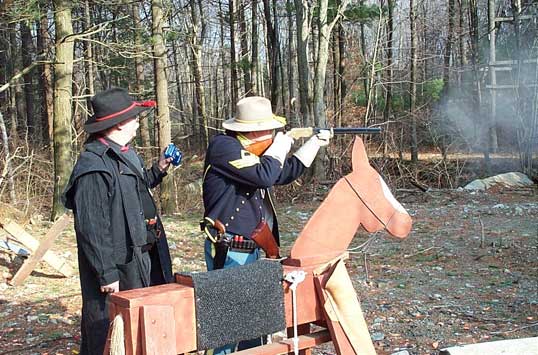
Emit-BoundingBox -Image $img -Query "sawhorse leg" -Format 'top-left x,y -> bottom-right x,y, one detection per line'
231,328 -> 331,355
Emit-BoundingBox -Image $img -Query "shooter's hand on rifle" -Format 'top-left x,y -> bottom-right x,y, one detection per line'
293,129 -> 332,167
263,132 -> 294,165
314,129 -> 332,147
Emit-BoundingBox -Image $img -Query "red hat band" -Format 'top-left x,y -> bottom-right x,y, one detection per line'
95,100 -> 157,122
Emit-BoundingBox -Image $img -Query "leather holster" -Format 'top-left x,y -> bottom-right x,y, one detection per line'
250,221 -> 280,259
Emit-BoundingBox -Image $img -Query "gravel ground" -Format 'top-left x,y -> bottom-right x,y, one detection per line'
1,187 -> 537,355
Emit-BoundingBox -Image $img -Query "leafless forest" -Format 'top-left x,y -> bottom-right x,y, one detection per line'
0,0 -> 537,216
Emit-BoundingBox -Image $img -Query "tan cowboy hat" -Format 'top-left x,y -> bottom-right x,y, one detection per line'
222,96 -> 286,132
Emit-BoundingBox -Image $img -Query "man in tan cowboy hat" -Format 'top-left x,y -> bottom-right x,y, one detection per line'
62,87 -> 177,355
201,96 -> 330,354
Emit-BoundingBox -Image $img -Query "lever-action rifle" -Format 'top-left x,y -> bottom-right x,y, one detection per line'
286,127 -> 382,139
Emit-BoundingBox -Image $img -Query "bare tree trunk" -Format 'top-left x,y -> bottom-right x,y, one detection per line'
295,0 -> 312,126
338,22 -> 346,102
438,0 -> 455,160
132,3 -> 151,160
218,0 -> 231,118
238,0 -> 252,95
262,0 -> 281,110
1,24 -> 15,144
383,0 -> 394,125
312,0 -> 349,179
251,0 -> 259,95
80,0 -> 94,149
189,0 -> 208,148
213,66 -> 219,128
274,0 -> 286,115
83,0 -> 95,97
228,0 -> 239,107
359,0 -> 369,105
332,32 -> 339,122
510,0 -> 533,175
468,0 -> 490,173
51,0 -> 74,220
0,112 -> 16,203
444,0 -> 454,92
12,25 -> 26,139
457,0 -> 466,87
37,7 -> 54,145
286,0 -> 298,126
171,40 -> 186,136
313,0 -> 348,126
487,0 -> 498,154
409,0 -> 418,163
21,23 -> 36,139
152,0 -> 175,213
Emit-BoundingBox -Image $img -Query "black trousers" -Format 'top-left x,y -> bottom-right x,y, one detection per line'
78,251 -> 148,355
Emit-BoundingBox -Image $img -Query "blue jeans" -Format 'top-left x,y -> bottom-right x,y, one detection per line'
204,239 -> 262,355
204,239 -> 260,271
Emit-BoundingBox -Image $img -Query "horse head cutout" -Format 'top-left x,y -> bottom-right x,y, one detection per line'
289,137 -> 412,264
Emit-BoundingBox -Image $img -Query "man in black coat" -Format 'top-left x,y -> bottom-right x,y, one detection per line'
62,88 -> 176,355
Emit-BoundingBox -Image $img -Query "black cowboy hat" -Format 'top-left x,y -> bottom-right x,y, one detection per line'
84,87 -> 156,134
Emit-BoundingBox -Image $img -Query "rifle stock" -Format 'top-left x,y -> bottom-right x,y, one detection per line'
286,127 -> 382,140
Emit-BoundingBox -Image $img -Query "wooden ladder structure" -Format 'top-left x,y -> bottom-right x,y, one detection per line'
487,0 -> 538,157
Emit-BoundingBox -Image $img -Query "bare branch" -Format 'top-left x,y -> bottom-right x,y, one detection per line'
0,59 -> 55,94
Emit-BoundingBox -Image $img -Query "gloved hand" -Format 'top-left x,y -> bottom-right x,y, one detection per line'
263,132 -> 294,165
293,130 -> 332,167
315,129 -> 332,147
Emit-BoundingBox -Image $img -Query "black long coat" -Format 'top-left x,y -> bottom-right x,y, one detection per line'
62,138 -> 173,355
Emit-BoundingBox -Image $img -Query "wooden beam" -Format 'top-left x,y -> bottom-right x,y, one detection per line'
494,15 -> 534,22
231,330 -> 331,355
486,84 -> 538,89
490,59 -> 538,66
140,305 -> 177,355
1,219 -> 73,277
9,214 -> 71,286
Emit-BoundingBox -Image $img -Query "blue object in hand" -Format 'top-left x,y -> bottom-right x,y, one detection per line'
164,143 -> 182,166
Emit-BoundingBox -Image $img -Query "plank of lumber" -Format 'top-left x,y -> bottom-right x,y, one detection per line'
9,214 -> 72,286
231,330 -> 331,355
1,219 -> 73,277
441,337 -> 538,355
313,274 -> 356,355
140,305 -> 177,355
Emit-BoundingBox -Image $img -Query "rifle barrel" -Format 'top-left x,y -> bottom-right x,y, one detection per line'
314,127 -> 382,134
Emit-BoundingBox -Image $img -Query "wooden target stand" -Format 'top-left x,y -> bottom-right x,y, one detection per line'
0,214 -> 73,286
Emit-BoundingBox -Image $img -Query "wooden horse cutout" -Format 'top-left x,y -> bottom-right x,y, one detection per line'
289,136 -> 411,265
106,137 -> 412,355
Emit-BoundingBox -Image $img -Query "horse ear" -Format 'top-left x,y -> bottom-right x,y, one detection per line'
351,137 -> 369,171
